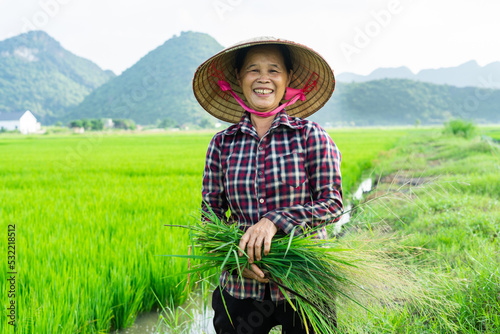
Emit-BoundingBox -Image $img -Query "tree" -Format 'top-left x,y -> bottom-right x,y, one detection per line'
158,118 -> 178,129
199,118 -> 213,129
69,120 -> 83,128
112,119 -> 136,130
90,119 -> 104,131
81,119 -> 92,130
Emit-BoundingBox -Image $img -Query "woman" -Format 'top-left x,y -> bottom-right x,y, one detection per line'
193,37 -> 343,334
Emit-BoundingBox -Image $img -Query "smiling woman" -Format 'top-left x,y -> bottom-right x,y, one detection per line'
193,37 -> 342,334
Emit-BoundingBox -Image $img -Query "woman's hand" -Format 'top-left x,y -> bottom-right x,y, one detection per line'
241,266 -> 269,283
238,217 -> 278,281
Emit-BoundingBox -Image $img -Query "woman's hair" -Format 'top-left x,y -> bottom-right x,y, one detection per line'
234,44 -> 293,74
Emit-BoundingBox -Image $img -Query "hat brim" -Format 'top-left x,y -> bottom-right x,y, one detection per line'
193,37 -> 335,124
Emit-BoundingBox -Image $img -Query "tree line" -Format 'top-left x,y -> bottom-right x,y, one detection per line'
68,119 -> 136,130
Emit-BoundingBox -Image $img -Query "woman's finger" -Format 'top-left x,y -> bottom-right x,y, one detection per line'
263,233 -> 272,256
250,263 -> 265,278
244,265 -> 268,283
238,230 -> 250,257
254,235 -> 264,261
246,234 -> 256,263
242,268 -> 262,282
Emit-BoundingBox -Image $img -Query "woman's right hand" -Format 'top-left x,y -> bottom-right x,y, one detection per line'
237,217 -> 277,283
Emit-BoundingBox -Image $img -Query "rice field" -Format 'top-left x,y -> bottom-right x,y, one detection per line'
484,128 -> 500,140
0,128 -> 409,333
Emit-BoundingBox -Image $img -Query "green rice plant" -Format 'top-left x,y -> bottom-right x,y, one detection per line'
0,133 -> 208,333
164,208 -> 450,334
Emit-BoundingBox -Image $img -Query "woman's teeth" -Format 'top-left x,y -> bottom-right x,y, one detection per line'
254,89 -> 273,94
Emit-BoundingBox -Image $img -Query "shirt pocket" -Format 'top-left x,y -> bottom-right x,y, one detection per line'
279,151 -> 307,188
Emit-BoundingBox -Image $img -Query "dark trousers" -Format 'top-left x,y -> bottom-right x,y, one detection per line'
212,284 -> 315,334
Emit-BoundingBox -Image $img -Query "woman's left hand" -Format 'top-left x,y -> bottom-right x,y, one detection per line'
238,217 -> 278,269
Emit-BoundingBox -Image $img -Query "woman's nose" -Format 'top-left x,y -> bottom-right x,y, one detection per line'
257,74 -> 270,83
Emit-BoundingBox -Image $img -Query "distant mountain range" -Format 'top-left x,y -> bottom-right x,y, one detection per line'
0,31 -> 115,123
310,79 -> 500,126
0,31 -> 499,126
337,61 -> 500,89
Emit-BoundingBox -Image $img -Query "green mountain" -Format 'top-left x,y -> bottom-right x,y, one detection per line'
0,31 -> 115,124
311,79 -> 500,126
65,31 -> 224,126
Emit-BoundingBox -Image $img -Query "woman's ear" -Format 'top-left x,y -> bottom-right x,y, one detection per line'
235,69 -> 242,87
286,70 -> 293,87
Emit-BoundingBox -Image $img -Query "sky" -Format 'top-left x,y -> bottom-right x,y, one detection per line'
0,0 -> 498,76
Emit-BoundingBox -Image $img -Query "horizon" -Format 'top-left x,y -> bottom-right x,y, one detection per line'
1,0 -> 499,76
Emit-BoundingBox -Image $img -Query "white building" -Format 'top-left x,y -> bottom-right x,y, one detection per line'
103,118 -> 114,129
0,110 -> 41,134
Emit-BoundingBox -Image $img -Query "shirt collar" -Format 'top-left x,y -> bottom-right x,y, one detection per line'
270,110 -> 305,131
224,110 -> 305,136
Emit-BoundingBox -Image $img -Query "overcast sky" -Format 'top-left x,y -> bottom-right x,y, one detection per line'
1,0 -> 498,76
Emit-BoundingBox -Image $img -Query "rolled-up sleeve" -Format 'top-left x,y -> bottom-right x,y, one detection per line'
201,134 -> 228,221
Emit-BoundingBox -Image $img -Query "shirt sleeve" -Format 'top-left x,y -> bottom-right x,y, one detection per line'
201,133 -> 229,222
263,124 -> 343,234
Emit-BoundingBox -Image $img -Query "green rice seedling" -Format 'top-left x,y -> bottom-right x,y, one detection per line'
164,207 -> 448,334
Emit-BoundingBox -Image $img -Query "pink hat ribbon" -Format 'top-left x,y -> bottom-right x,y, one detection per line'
212,66 -> 319,117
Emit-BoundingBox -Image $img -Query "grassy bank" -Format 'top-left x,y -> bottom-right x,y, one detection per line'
337,127 -> 500,333
331,127 -> 411,195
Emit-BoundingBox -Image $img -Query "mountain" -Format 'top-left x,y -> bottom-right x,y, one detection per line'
0,31 -> 115,123
337,61 -> 500,89
65,31 -> 224,126
310,78 -> 500,126
417,60 -> 500,88
338,66 -> 415,82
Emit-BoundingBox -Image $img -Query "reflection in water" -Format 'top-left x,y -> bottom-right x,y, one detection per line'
335,178 -> 373,234
115,294 -> 215,334
353,178 -> 373,201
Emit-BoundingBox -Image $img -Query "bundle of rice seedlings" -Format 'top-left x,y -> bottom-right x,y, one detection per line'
164,209 -> 448,334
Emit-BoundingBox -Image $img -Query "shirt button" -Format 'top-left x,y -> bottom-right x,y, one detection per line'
258,146 -> 264,151
258,171 -> 263,176
259,198 -> 265,204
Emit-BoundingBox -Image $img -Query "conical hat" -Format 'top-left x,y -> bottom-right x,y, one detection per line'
193,37 -> 335,123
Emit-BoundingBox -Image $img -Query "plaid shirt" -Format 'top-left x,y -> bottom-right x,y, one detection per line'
201,110 -> 343,301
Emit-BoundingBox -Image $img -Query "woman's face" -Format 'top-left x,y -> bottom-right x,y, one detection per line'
236,45 -> 292,114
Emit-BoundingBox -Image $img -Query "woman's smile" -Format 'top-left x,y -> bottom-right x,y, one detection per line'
253,88 -> 274,95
